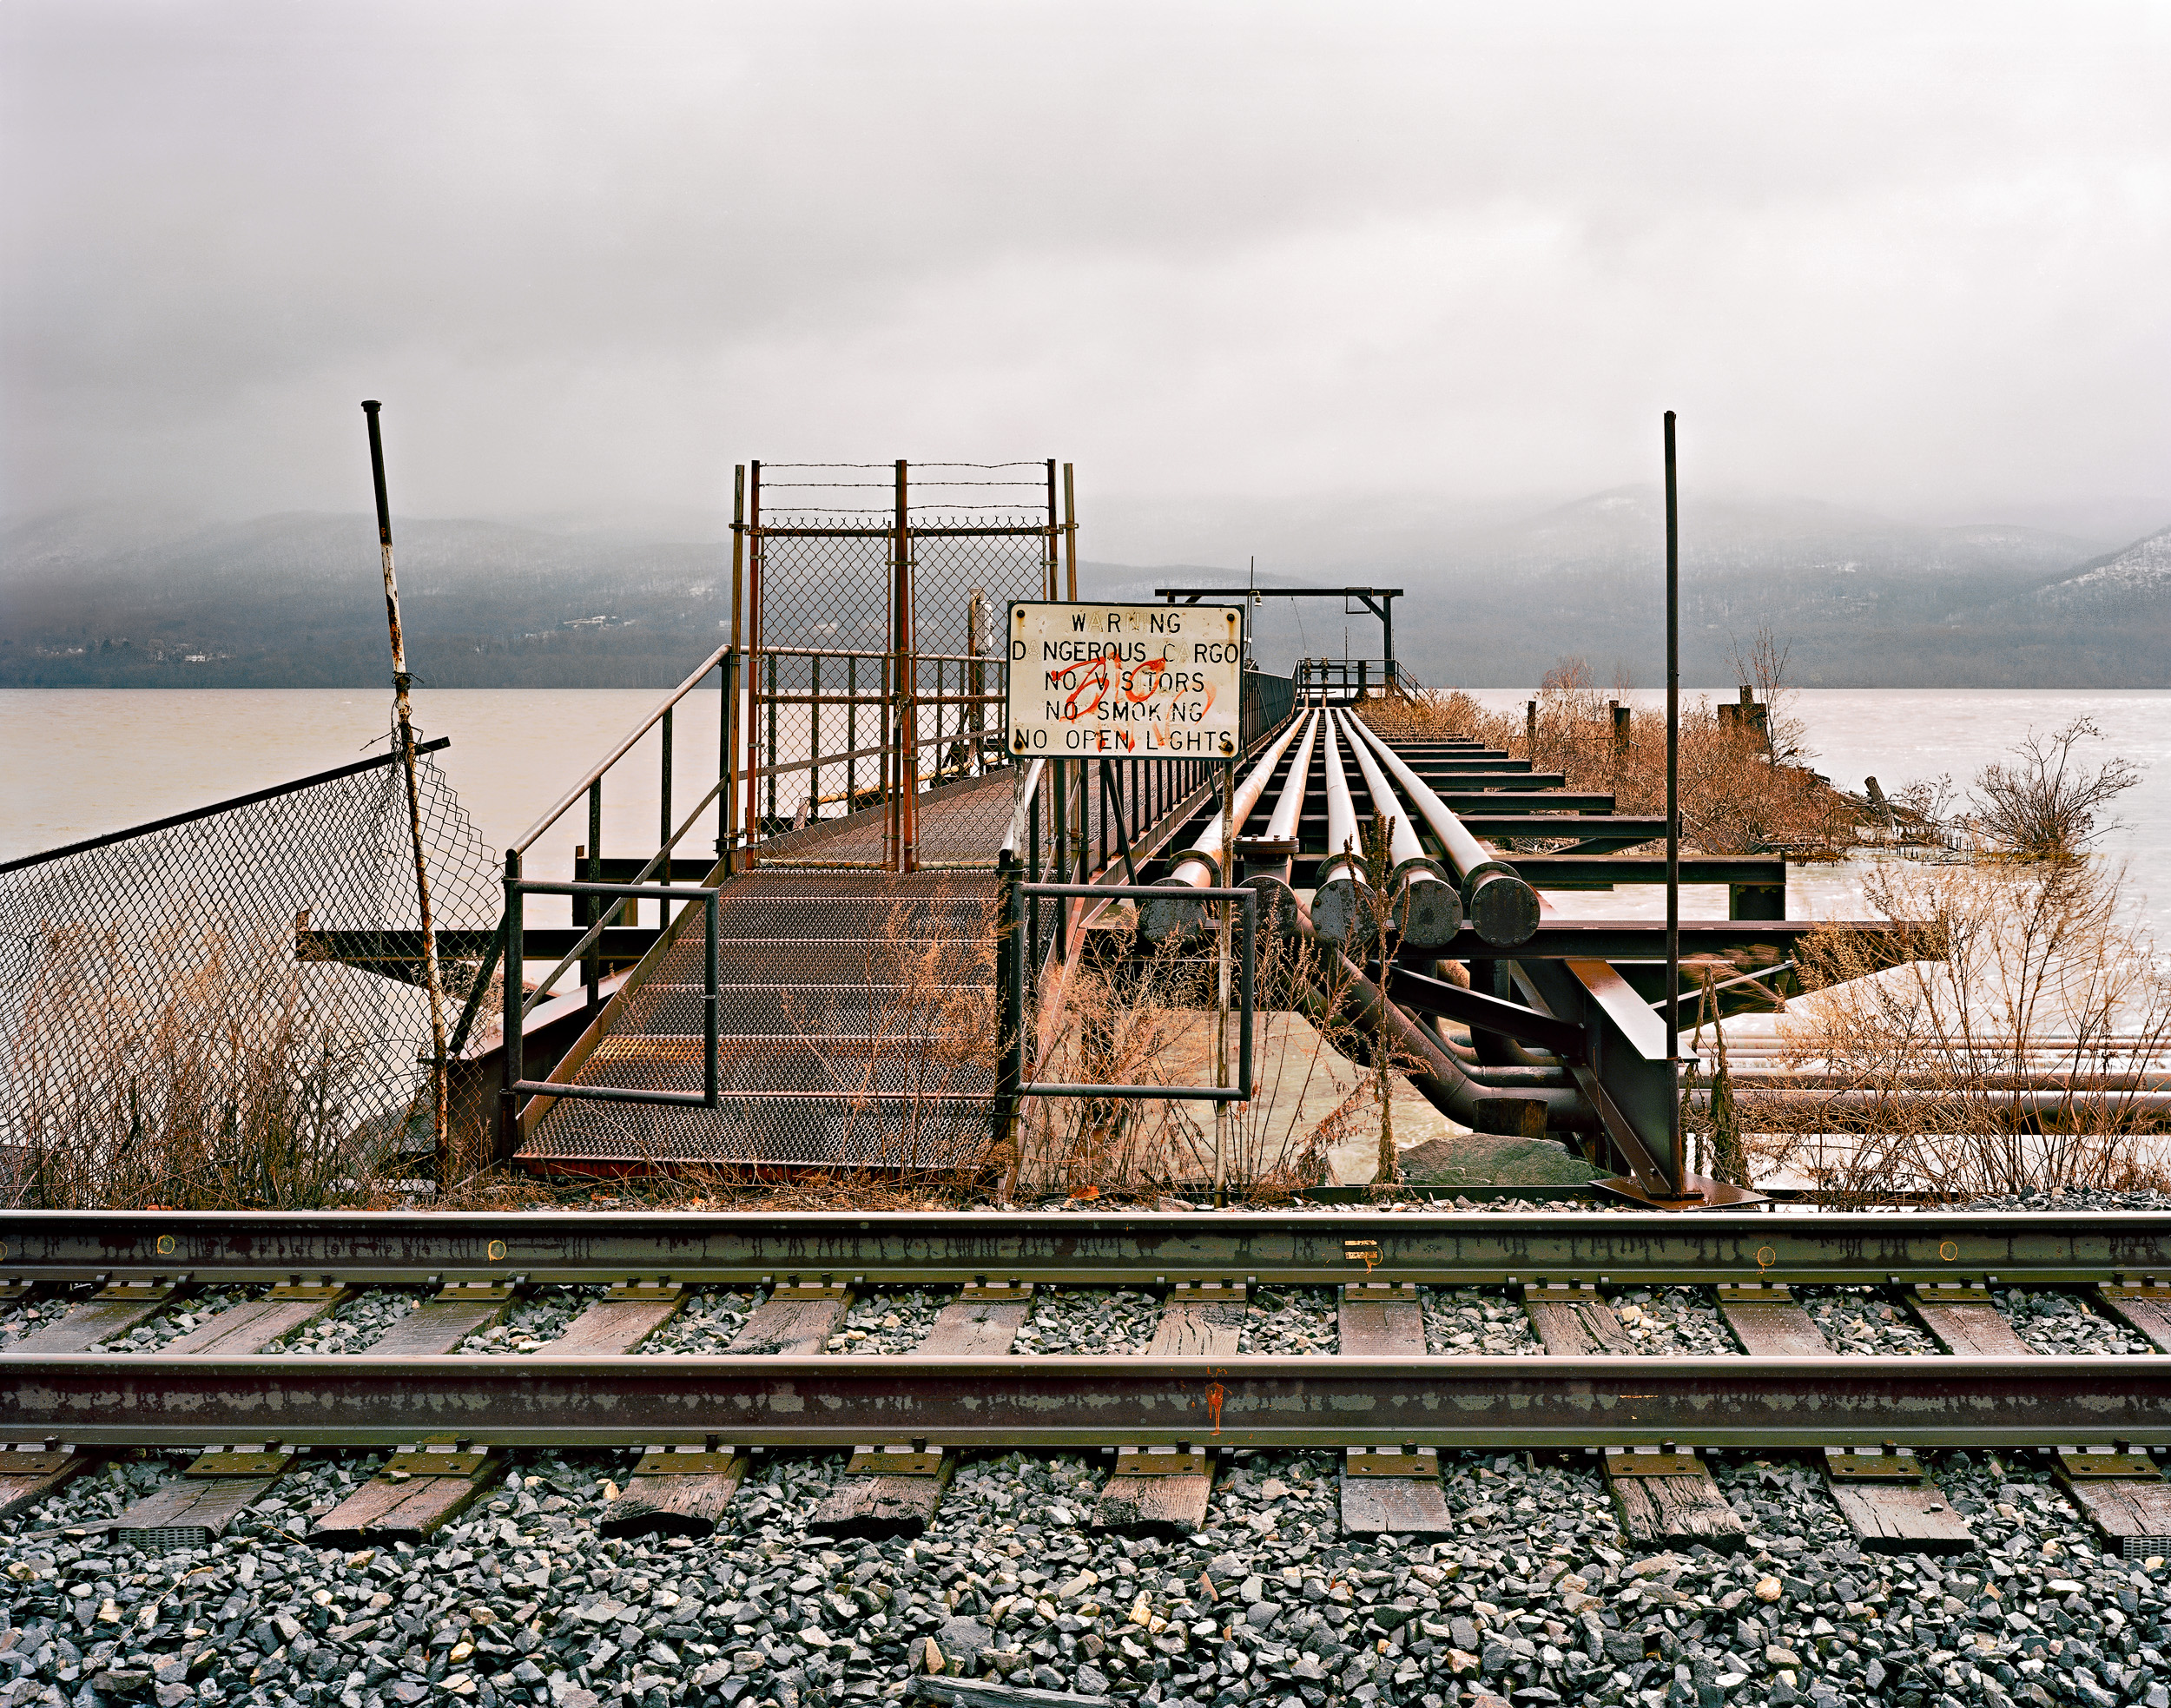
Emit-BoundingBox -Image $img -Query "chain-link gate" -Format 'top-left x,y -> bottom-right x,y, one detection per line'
729,461 -> 1074,873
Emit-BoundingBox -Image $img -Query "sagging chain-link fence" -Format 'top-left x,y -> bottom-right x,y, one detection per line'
0,740 -> 499,1207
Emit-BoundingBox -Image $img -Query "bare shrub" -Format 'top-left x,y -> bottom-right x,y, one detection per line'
1765,859 -> 2171,1199
1969,716 -> 2144,861
1727,625 -> 1811,766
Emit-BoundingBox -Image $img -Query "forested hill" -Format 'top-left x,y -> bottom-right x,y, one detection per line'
3,498 -> 2166,689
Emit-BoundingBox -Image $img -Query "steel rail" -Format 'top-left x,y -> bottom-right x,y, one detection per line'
4,1354 -> 2163,1450
5,1210 -> 2170,1285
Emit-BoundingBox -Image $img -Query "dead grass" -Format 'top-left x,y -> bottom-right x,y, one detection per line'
1362,656 -> 1861,856
4,920 -> 398,1209
1013,907 -> 1356,1198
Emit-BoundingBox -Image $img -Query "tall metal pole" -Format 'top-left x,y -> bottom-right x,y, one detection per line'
1213,755 -> 1235,1203
723,464 -> 745,871
360,400 -> 451,1171
1663,410 -> 1683,1195
894,459 -> 917,873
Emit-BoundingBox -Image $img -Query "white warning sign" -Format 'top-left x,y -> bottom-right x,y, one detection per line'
1006,601 -> 1244,758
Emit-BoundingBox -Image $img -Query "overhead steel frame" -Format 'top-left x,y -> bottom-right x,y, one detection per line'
1157,584 -> 1405,693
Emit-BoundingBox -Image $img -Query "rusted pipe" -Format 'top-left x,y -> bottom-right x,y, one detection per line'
1141,711 -> 1312,939
1311,716 -> 1376,942
1337,710 -> 1462,946
1283,892 -> 1594,1133
1342,714 -> 1540,946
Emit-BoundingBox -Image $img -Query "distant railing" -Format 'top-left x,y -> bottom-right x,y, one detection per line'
1243,668 -> 1297,745
1296,658 -> 1408,702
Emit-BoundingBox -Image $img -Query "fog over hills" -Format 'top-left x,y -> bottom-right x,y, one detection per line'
3,492 -> 2165,689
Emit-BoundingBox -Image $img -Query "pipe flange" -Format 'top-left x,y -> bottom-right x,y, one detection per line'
1463,861 -> 1540,947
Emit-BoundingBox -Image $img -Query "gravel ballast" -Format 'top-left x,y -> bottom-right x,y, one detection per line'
11,1189 -> 2171,1708
458,1290 -> 604,1356
1799,1289 -> 1943,1357
16,1439 -> 2166,1708
1419,1288 -> 1545,1356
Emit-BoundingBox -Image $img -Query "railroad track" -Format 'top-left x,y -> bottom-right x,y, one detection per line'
5,1209 -> 2171,1559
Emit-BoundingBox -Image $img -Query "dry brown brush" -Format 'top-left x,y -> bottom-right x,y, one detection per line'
1362,655 -> 1860,856
1014,908 -> 1356,1198
1754,859 -> 2171,1199
3,920 -> 395,1209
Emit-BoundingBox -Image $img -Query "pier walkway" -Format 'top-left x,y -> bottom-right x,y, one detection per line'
514,775 -> 1013,1177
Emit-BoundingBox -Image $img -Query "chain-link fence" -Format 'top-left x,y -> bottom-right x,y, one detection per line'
0,740 -> 499,1207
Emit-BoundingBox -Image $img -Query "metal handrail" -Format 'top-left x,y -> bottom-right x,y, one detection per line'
513,643 -> 730,855
505,878 -> 720,1111
514,772 -> 734,1017
759,645 -> 998,666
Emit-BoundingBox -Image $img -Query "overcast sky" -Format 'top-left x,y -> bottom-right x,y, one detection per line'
3,1 -> 2168,551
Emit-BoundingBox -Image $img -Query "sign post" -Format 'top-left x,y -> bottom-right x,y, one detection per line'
1008,601 -> 1248,1197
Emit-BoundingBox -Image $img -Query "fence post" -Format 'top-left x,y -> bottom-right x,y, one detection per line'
499,848 -> 523,1157
717,650 -> 735,866
994,848 -> 1023,1161
585,780 -> 603,1012
894,458 -> 918,874
723,465 -> 744,871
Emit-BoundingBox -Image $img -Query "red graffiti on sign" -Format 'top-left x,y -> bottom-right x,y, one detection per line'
1046,651 -> 1217,728
1048,656 -> 1116,720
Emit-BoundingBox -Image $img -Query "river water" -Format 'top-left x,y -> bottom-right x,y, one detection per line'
5,687 -> 2167,935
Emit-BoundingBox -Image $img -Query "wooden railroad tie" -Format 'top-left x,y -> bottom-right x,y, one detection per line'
1335,1283 -> 1454,1538
1712,1281 -> 1830,1356
808,1282 -> 1035,1541
1821,1448 -> 1976,1555
0,1443 -> 98,1520
367,1279 -> 525,1356
15,1277 -> 193,1355
2051,1446 -> 2171,1560
115,1447 -> 297,1552
310,1442 -> 506,1546
1601,1448 -> 1747,1553
601,1446 -> 749,1540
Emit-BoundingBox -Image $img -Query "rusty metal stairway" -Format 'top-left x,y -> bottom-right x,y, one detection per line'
515,867 -> 1000,1175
